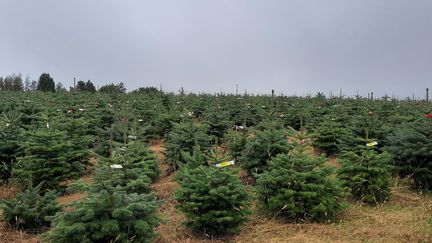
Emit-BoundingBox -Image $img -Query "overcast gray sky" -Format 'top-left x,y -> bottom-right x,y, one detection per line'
0,0 -> 431,97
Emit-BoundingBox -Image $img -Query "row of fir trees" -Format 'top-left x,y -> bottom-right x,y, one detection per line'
0,90 -> 430,241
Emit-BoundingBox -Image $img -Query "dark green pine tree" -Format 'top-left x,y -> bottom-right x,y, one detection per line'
337,148 -> 392,204
175,149 -> 251,235
241,122 -> 290,176
165,121 -> 212,169
36,73 -> 55,92
256,131 -> 346,222
44,169 -> 161,243
0,182 -> 62,230
387,118 -> 432,190
12,129 -> 87,190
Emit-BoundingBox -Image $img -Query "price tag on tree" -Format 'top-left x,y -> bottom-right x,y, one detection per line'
214,160 -> 235,168
366,141 -> 378,147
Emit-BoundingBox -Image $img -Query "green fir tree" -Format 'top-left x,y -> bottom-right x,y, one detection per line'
175,149 -> 250,235
45,168 -> 161,243
0,182 -> 61,230
387,118 -> 432,190
242,123 -> 290,176
165,121 -> 212,169
12,129 -> 87,190
256,131 -> 346,222
224,130 -> 247,162
0,111 -> 22,181
337,148 -> 392,204
313,118 -> 350,156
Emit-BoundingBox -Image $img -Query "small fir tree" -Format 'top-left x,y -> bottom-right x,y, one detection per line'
0,111 -> 22,181
241,123 -> 290,176
93,141 -> 159,194
45,168 -> 161,243
224,130 -> 248,162
204,108 -> 233,141
337,148 -> 392,204
0,182 -> 61,230
256,131 -> 346,222
165,121 -> 212,169
387,118 -> 432,189
313,118 -> 350,156
12,129 -> 87,190
175,149 -> 250,235
118,140 -> 160,181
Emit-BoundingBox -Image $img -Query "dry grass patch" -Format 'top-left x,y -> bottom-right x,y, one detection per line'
0,183 -> 21,200
0,223 -> 40,243
56,192 -> 86,206
233,186 -> 432,243
324,156 -> 341,168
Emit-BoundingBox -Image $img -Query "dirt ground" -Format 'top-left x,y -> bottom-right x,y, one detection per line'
0,140 -> 431,243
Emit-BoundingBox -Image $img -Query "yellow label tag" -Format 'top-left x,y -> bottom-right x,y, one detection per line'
215,160 -> 235,168
366,141 -> 378,147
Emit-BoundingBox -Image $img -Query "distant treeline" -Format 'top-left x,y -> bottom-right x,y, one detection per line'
0,73 -> 162,94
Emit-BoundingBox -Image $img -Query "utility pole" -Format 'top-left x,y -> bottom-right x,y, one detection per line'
73,77 -> 76,92
426,88 -> 429,102
236,84 -> 238,96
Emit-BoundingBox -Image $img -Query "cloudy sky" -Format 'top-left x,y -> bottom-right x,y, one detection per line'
0,0 -> 431,97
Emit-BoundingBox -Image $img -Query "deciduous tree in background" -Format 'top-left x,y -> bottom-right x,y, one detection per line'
0,74 -> 24,91
99,82 -> 126,93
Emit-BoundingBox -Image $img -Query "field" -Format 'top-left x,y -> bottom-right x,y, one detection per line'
0,91 -> 431,242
